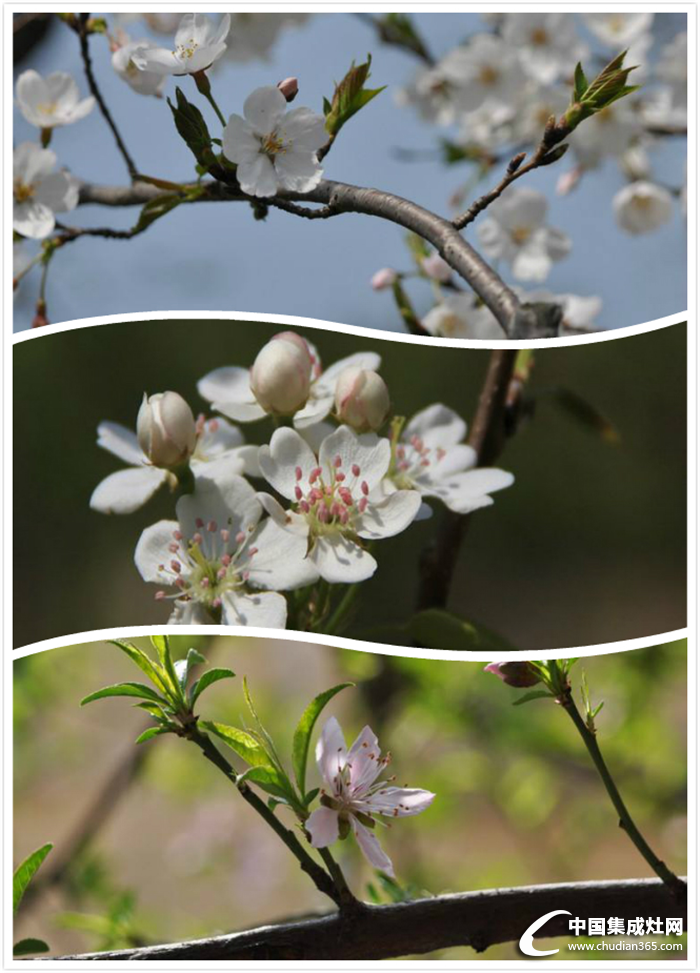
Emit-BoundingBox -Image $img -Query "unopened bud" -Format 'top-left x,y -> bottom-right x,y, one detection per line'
250,331 -> 313,415
32,299 -> 49,329
484,661 -> 541,688
371,267 -> 398,291
137,391 -> 197,468
335,366 -> 390,433
277,77 -> 299,102
421,253 -> 452,283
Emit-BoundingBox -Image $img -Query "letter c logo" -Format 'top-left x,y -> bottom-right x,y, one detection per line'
519,909 -> 572,956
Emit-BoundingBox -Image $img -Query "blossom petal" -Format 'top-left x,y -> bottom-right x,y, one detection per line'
256,492 -> 309,536
318,426 -> 391,492
34,171 -> 79,214
246,518 -> 319,590
314,352 -> 382,396
222,114 -> 260,164
310,534 -> 377,583
197,366 -> 255,408
315,716 -> 347,784
221,589 -> 288,628
236,154 -> 279,198
14,199 -> 54,239
293,394 -> 334,429
405,404 -> 467,450
424,468 -> 514,514
274,149 -> 323,194
176,474 -> 261,554
134,520 -> 181,583
96,421 -> 144,465
169,600 -> 212,625
355,490 -> 421,540
365,787 -> 436,818
306,807 -> 340,848
280,107 -> 328,150
90,466 -> 166,514
350,817 -> 394,876
258,427 -> 317,500
347,725 -> 384,793
243,85 -> 287,134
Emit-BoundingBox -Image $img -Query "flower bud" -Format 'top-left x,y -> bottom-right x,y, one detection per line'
250,331 -> 313,415
371,267 -> 398,291
277,77 -> 299,103
137,391 -> 197,468
421,253 -> 452,283
335,366 -> 390,433
484,661 -> 541,688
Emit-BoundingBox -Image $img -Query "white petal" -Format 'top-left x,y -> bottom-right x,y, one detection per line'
90,466 -> 166,514
296,419 -> 335,452
168,600 -> 212,625
310,534 -> 377,583
293,394 -> 334,430
306,807 -> 340,848
425,468 -> 514,514
222,114 -> 260,165
132,47 -> 180,75
512,243 -> 552,283
134,520 -> 181,582
319,426 -> 390,492
347,725 -> 383,793
236,154 -> 279,198
176,475 -> 261,554
351,817 -> 394,876
14,199 -> 54,239
366,787 -> 436,817
356,491 -> 421,540
405,404 -> 467,450
96,421 -> 144,465
274,150 -> 323,193
280,107 -> 328,150
243,85 -> 287,134
198,366 -> 254,407
246,518 -> 318,590
315,352 -> 382,394
315,716 -> 347,784
35,171 -> 79,214
258,427 -> 317,500
221,590 -> 288,628
196,417 -> 244,456
256,492 -> 309,535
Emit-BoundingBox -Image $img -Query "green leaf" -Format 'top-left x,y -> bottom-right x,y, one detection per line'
292,683 -> 353,796
13,938 -> 50,956
174,647 -> 207,691
80,682 -> 166,707
200,721 -> 276,771
108,640 -> 169,696
134,193 -> 182,233
408,610 -> 517,653
150,635 -> 186,706
512,691 -> 554,706
324,55 -> 385,137
376,13 -> 430,61
573,62 -> 589,101
189,667 -> 236,707
135,726 -> 172,745
168,87 -> 217,168
13,843 -> 53,914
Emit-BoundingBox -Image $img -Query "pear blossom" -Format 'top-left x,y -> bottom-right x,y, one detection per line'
90,414 -> 258,515
438,34 -> 525,114
477,188 -> 571,283
249,331 -> 313,415
135,474 -> 316,626
581,12 -> 653,48
198,344 -> 381,430
613,181 -> 673,235
15,70 -> 95,130
13,142 -> 79,239
112,35 -> 166,97
422,294 -> 504,340
382,405 -> 514,515
137,391 -> 197,469
222,86 -> 327,197
514,288 -> 602,333
132,13 -> 231,76
334,367 -> 390,433
502,14 -> 586,85
258,426 -> 421,584
306,717 -> 435,876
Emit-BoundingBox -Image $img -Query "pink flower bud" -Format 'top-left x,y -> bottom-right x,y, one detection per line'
335,366 -> 390,433
250,331 -> 313,416
371,268 -> 398,291
136,391 -> 196,469
421,253 -> 452,283
484,661 -> 541,688
277,77 -> 299,102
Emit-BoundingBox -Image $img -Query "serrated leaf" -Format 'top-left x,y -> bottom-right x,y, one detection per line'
80,682 -> 166,707
292,683 -> 353,796
189,667 -> 236,707
324,55 -> 385,137
13,843 -> 52,914
512,690 -> 553,706
135,726 -> 171,745
13,938 -> 50,956
409,610 -> 516,653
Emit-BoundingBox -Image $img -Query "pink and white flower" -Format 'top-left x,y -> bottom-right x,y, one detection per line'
135,474 -> 316,626
306,717 -> 435,876
258,426 -> 421,583
133,13 -> 231,76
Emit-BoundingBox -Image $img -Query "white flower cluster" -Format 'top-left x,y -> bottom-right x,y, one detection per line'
91,332 -> 514,629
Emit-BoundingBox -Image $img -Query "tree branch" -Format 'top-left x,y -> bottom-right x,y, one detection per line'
50,877 -> 686,961
75,179 -> 561,339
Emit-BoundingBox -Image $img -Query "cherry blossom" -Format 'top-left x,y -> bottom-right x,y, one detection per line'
13,142 -> 79,239
111,35 -> 166,97
438,34 -> 525,115
222,86 -> 327,197
502,13 -> 586,85
16,70 -> 94,130
422,294 -> 504,340
306,717 -> 435,876
514,288 -> 602,333
613,182 -> 674,235
133,13 -> 231,76
258,426 -> 421,583
581,12 -> 653,48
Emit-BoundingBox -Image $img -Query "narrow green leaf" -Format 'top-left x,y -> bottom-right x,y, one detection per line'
324,55 -> 385,136
13,843 -> 53,914
292,683 -> 353,796
513,690 -> 553,706
150,635 -> 186,705
200,721 -> 275,770
108,640 -> 169,696
189,668 -> 236,707
573,62 -> 589,101
135,726 -> 171,745
80,682 -> 166,707
134,193 -> 182,233
13,938 -> 50,956
409,610 -> 516,653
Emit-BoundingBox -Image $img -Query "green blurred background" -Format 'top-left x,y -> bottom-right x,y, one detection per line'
14,636 -> 686,960
13,319 -> 686,649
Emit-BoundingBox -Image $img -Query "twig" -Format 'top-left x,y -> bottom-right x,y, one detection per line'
50,877 -> 686,960
75,18 -> 138,180
416,349 -> 518,610
353,12 -> 434,65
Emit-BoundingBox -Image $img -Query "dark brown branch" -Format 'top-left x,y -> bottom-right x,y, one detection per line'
51,877 -> 686,961
75,179 -> 561,339
416,349 -> 518,610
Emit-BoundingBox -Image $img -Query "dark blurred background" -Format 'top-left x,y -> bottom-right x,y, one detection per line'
13,319 -> 686,649
14,636 -> 687,960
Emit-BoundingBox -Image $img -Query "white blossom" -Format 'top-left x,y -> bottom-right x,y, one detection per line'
569,100 -> 643,168
581,12 -> 653,48
224,13 -> 310,63
334,368 -> 390,433
135,474 -> 315,627
477,187 -> 571,282
258,426 -> 421,584
502,13 -> 586,85
438,34 -> 525,114
112,35 -> 166,97
655,32 -> 687,111
137,391 -> 197,469
133,13 -> 231,76
222,86 -> 327,197
613,181 -> 673,235
13,142 -> 79,239
249,332 -> 313,416
306,717 -> 435,877
422,294 -> 504,340
514,288 -> 602,332
15,70 -> 94,130
90,414 -> 258,515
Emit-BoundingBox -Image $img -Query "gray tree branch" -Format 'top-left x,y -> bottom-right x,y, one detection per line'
75,179 -> 562,340
51,877 -> 685,961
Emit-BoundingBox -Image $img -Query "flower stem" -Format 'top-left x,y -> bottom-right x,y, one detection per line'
323,583 -> 360,636
192,70 -> 227,127
189,729 -> 340,905
561,692 -> 686,901
317,846 -> 360,912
